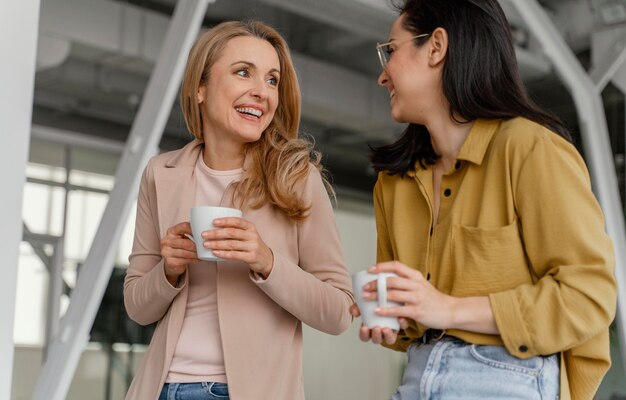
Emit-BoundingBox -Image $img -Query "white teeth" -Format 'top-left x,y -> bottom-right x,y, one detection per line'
235,107 -> 262,117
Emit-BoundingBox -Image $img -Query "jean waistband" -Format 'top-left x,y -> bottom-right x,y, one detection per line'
421,329 -> 448,344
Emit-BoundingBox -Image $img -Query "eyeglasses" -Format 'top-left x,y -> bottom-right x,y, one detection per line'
376,33 -> 430,70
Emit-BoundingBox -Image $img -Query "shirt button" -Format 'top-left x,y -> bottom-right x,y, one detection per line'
444,188 -> 452,197
455,161 -> 461,170
519,345 -> 528,352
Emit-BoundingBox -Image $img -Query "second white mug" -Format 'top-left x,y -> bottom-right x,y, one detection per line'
352,271 -> 401,330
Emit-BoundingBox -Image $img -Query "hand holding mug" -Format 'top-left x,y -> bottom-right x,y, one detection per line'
368,261 -> 456,331
351,303 -> 400,345
160,221 -> 198,286
190,206 -> 273,278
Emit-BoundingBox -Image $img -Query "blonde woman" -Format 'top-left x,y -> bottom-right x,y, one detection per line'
124,20 -> 354,400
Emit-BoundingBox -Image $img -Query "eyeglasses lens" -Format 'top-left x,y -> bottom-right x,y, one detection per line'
377,45 -> 389,69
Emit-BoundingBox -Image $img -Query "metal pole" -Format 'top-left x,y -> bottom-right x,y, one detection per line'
31,1 -> 212,399
44,236 -> 65,361
511,0 -> 626,374
21,223 -> 66,360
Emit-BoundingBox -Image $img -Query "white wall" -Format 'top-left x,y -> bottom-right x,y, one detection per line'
302,207 -> 405,400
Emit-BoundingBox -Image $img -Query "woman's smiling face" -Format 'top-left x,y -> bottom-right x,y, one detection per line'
198,35 -> 281,147
377,14 -> 438,126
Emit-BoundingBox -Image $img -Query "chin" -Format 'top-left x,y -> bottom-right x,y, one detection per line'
241,130 -> 264,144
390,110 -> 407,124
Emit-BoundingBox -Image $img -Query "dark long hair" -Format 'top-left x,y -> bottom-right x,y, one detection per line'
371,0 -> 571,175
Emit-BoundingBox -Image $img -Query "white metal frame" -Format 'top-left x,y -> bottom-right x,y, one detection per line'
31,1 -> 213,399
21,223 -> 65,360
0,1 -> 41,398
511,0 -> 626,369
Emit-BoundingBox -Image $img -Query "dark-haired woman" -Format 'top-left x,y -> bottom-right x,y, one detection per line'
350,1 -> 617,399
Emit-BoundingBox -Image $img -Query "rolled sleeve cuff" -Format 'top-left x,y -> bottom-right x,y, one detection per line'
489,291 -> 535,358
157,261 -> 186,294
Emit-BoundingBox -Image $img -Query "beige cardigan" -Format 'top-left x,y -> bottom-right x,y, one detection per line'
124,140 -> 354,400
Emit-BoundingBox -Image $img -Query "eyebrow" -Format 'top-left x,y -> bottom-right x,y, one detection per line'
231,60 -> 280,75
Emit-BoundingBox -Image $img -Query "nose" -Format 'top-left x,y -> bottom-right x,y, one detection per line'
250,78 -> 268,100
377,69 -> 389,87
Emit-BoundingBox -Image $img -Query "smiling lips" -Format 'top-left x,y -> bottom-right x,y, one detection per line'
235,106 -> 264,120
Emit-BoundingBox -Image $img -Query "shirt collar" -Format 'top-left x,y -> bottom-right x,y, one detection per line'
406,119 -> 500,177
456,119 -> 500,165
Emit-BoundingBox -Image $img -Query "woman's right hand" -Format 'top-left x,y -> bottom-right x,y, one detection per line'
160,221 -> 198,286
350,303 -> 399,345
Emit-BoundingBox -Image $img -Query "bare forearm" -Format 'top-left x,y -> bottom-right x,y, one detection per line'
449,296 -> 499,335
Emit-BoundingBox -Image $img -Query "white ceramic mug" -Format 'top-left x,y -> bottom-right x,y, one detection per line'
190,206 -> 242,261
352,271 -> 401,330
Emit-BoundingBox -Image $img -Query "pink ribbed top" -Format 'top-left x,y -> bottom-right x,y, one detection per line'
166,154 -> 242,383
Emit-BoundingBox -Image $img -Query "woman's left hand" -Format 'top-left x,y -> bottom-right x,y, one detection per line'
202,217 -> 274,278
364,261 -> 456,330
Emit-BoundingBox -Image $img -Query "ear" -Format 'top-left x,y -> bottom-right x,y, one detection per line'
197,85 -> 206,104
427,27 -> 448,67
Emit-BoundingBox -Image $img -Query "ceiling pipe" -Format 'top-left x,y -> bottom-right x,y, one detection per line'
36,35 -> 71,71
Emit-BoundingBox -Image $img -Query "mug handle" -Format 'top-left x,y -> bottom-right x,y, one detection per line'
377,274 -> 388,308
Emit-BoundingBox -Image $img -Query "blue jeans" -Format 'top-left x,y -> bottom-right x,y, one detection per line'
158,382 -> 229,400
392,338 -> 560,399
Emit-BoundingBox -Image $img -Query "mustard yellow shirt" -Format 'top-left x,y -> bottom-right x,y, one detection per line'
374,118 -> 617,400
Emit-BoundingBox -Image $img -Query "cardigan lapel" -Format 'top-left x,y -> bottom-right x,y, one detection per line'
154,167 -> 196,236
153,140 -> 203,237
151,140 -> 203,373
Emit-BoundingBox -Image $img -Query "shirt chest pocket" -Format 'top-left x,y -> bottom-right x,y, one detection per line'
450,219 -> 532,296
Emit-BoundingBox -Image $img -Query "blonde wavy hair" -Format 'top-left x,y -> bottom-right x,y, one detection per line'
180,20 -> 331,221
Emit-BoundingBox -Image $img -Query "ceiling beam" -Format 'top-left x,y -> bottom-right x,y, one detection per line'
253,0 -> 393,40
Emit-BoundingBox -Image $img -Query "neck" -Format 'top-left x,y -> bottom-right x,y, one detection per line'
202,140 -> 245,171
427,115 -> 473,170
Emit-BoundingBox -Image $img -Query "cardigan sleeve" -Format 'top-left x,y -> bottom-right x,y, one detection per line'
123,160 -> 184,326
489,134 -> 617,358
251,167 -> 354,335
